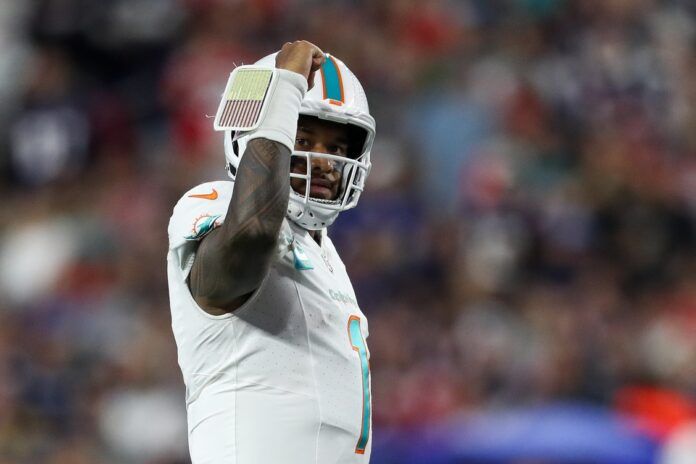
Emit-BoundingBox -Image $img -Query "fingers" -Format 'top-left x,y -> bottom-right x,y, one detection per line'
275,40 -> 325,89
310,49 -> 324,73
308,45 -> 324,90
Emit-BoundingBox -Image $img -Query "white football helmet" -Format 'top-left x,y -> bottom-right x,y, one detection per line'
222,52 -> 375,230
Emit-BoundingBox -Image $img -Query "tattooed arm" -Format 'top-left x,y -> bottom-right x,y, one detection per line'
188,41 -> 324,314
189,138 -> 290,314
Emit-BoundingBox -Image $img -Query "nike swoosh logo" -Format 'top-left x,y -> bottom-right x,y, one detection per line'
188,189 -> 218,200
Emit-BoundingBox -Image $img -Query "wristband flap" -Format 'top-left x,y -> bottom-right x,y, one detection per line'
213,66 -> 278,131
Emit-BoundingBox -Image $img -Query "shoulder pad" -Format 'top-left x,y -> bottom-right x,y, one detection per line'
168,181 -> 234,250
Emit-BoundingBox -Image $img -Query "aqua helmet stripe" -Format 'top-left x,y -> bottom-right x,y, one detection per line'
320,54 -> 344,103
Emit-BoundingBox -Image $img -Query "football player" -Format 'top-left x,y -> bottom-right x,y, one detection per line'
167,41 -> 375,463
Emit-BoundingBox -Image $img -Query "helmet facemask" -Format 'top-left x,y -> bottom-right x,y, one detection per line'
286,124 -> 371,228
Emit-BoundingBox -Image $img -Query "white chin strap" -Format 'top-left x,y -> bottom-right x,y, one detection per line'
287,191 -> 341,230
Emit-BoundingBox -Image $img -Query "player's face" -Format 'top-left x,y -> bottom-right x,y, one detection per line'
290,116 -> 350,201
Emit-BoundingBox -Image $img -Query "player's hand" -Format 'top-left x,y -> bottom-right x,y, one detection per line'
275,40 -> 325,90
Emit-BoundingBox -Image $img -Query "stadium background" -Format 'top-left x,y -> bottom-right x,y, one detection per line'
1,0 -> 695,462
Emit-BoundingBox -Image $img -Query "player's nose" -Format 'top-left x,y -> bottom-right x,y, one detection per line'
310,153 -> 334,173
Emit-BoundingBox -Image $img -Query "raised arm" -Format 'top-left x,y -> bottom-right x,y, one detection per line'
188,41 -> 325,314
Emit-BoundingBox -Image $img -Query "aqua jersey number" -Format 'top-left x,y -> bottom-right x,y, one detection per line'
347,315 -> 371,454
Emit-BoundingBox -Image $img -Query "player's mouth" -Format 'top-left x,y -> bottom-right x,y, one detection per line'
309,178 -> 335,200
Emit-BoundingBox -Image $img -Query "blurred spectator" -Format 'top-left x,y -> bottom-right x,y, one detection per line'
8,47 -> 89,186
0,0 -> 694,462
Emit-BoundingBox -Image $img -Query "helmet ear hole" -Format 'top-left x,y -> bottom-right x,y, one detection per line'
232,138 -> 240,156
347,125 -> 368,160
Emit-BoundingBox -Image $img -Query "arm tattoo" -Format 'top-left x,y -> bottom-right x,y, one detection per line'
225,138 -> 290,238
189,138 -> 290,311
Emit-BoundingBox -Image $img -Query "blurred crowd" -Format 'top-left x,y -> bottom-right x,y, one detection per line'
1,0 -> 695,462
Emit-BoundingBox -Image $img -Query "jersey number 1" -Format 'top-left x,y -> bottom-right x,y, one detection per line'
348,315 -> 371,454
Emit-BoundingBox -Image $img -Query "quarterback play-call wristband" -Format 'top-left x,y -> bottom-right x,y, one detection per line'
214,66 -> 308,153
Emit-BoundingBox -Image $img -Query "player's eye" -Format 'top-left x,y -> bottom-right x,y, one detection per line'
295,137 -> 311,148
328,144 -> 347,156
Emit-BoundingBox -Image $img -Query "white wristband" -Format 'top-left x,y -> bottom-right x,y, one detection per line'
246,69 -> 307,153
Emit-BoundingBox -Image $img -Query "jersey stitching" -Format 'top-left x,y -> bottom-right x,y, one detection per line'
185,371 -> 227,405
183,252 -> 196,277
292,279 -> 322,464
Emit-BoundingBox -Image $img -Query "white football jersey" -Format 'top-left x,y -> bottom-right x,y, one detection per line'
167,180 -> 372,464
